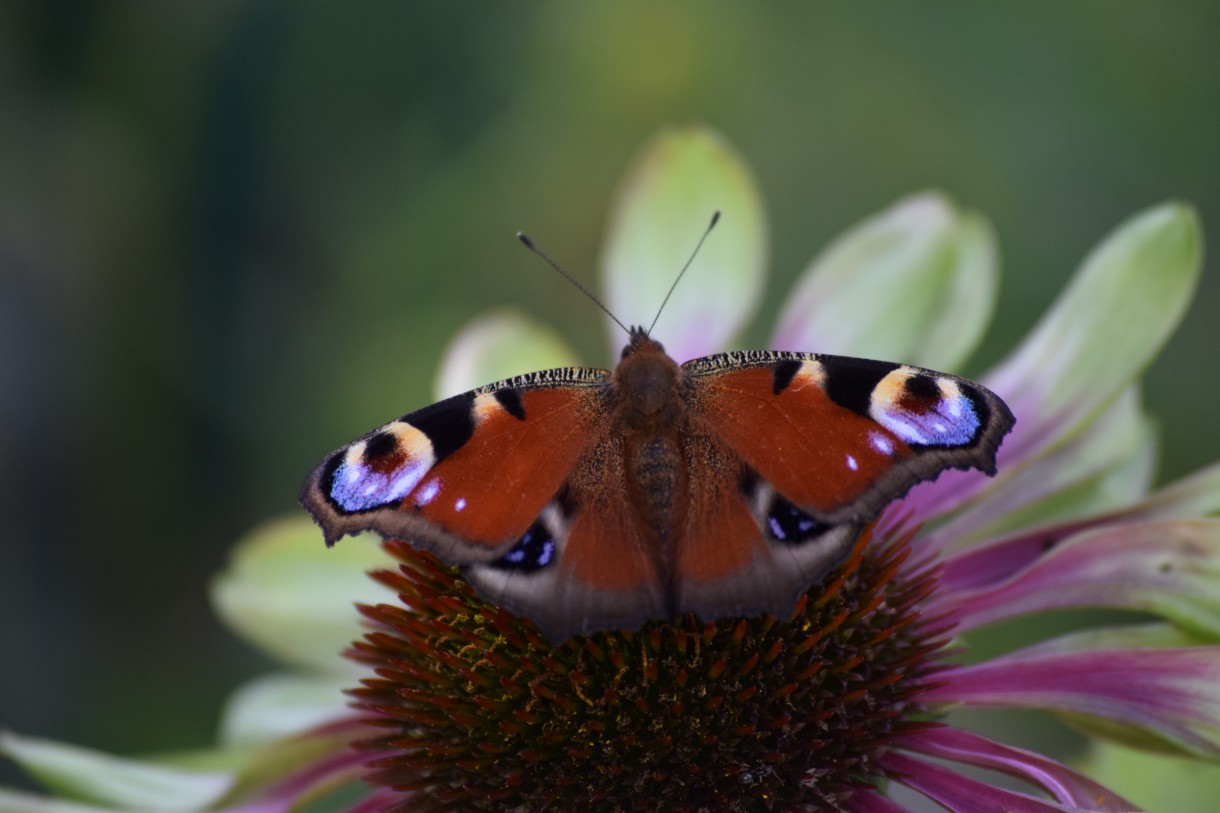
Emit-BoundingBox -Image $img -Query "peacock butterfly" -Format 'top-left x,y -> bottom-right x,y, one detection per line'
300,220 -> 1015,643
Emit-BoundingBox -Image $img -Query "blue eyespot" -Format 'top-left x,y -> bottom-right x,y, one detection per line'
491,521 -> 557,571
766,494 -> 826,544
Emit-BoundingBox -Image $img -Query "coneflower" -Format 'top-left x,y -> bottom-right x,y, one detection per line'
4,126 -> 1216,813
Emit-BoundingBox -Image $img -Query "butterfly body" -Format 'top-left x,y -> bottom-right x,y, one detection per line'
606,330 -> 690,606
302,328 -> 1014,642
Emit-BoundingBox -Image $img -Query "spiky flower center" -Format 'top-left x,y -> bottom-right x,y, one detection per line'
348,531 -> 947,812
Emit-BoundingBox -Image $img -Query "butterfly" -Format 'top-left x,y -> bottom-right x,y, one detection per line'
301,321 -> 1014,643
302,212 -> 1014,641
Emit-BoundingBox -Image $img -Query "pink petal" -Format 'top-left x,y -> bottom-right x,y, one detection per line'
936,460 -> 1220,594
920,389 -> 1152,551
938,527 -> 1062,592
1131,460 -> 1220,521
599,126 -> 766,362
901,204 -> 1200,528
770,192 -> 997,373
926,647 -> 1220,757
896,726 -> 1137,811
932,520 -> 1220,635
881,752 -> 1107,812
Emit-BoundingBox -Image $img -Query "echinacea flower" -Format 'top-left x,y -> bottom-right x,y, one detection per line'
5,125 -> 1219,812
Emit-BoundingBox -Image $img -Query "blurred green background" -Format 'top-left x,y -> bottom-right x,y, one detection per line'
3,0 -> 1219,795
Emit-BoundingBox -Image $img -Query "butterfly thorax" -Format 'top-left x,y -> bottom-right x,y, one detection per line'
612,332 -> 687,431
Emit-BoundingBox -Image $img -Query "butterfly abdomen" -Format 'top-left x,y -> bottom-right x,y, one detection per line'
625,434 -> 688,617
628,437 -> 685,526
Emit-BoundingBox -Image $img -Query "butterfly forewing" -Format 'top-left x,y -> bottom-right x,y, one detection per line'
300,366 -> 609,561
684,351 -> 1014,525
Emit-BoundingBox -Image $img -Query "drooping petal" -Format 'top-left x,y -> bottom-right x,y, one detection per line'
926,645 -> 1220,758
938,462 -> 1220,593
896,726 -> 1138,811
600,125 -> 767,361
0,789 -> 139,813
221,739 -> 367,813
0,732 -> 233,812
217,672 -> 353,746
987,203 -> 1200,458
881,752 -> 1103,813
906,203 -> 1201,523
999,622 -> 1206,657
926,388 -> 1156,550
772,192 -> 998,372
1118,460 -> 1220,521
209,517 -> 397,673
935,519 -> 1220,639
432,308 -> 582,399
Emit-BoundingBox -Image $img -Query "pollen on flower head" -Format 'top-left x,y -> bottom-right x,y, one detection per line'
345,526 -> 949,812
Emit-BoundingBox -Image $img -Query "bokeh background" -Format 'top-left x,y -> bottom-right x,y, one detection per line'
3,0 -> 1219,798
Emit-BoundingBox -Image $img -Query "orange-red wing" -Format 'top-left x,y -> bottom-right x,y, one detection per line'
462,437 -> 671,641
690,364 -> 916,516
562,485 -> 660,593
301,374 -> 608,557
684,352 -> 1012,523
670,430 -> 863,624
411,387 -> 603,544
675,436 -> 769,585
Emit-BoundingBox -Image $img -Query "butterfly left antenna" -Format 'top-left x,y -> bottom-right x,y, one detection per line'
516,232 -> 631,337
647,210 -> 721,336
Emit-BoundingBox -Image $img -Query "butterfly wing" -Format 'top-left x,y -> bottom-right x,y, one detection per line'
300,366 -> 610,562
687,351 -> 1014,521
674,351 -> 1014,619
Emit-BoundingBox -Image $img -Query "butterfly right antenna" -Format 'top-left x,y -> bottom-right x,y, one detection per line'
647,210 -> 721,336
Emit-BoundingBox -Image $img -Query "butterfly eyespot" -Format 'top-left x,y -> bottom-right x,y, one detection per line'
902,373 -> 942,402
490,520 -> 557,571
363,431 -> 399,461
766,494 -> 827,544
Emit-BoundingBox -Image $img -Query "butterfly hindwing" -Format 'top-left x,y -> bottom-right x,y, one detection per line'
300,366 -> 609,562
463,435 -> 672,640
673,448 -> 866,623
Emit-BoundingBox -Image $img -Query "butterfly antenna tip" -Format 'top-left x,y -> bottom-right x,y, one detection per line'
516,230 -> 630,336
648,209 -> 721,336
